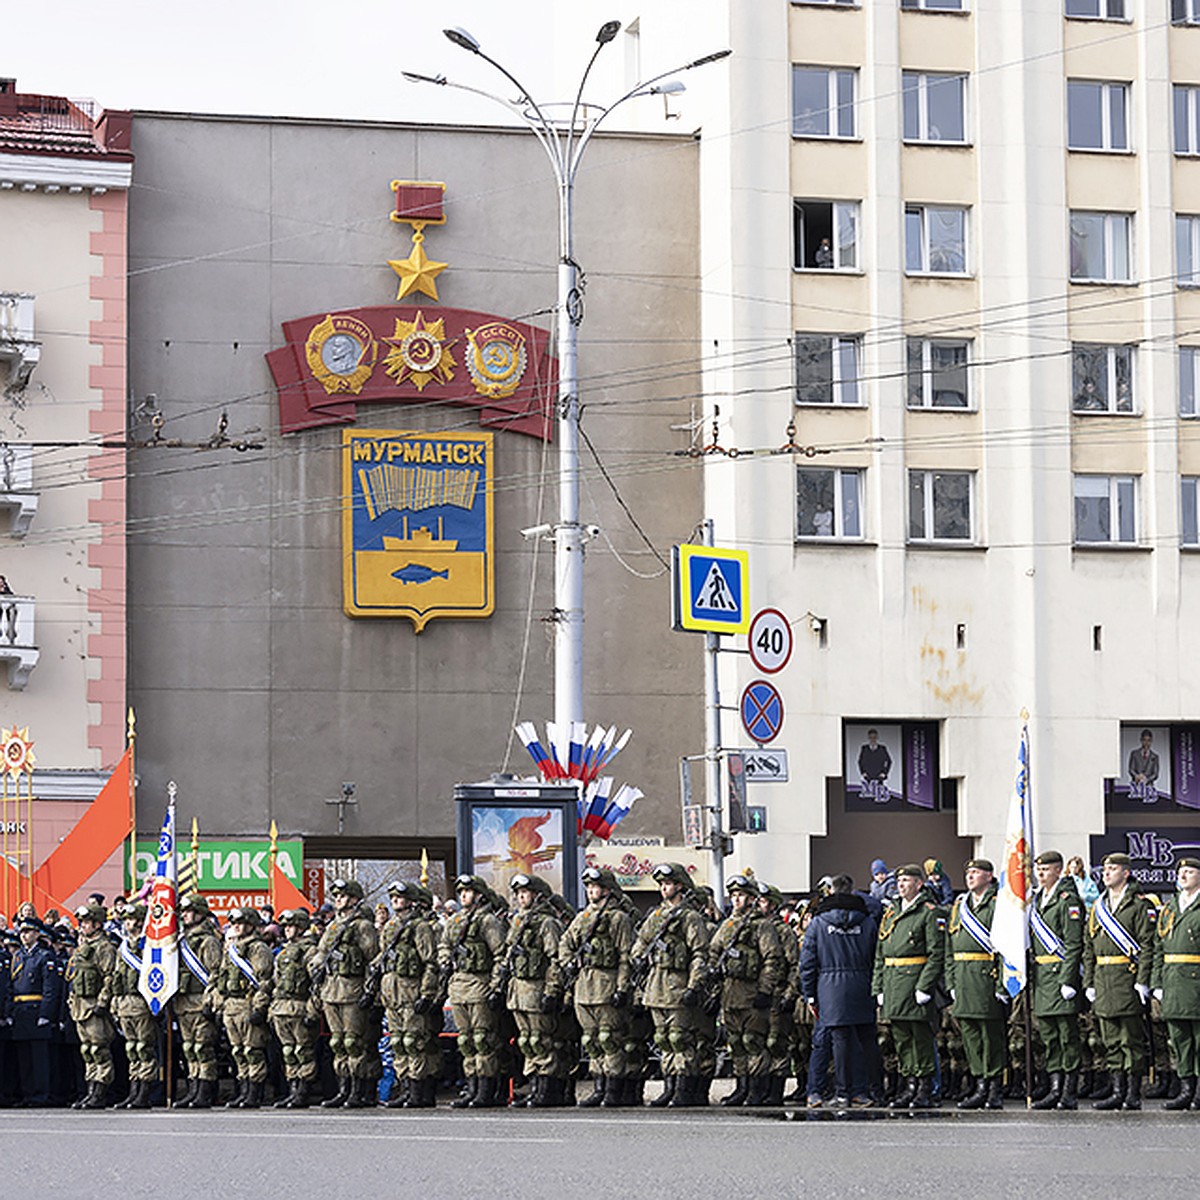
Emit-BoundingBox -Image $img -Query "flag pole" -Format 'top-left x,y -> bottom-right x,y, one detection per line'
269,820 -> 278,912
126,708 -> 137,894
1021,710 -> 1035,1110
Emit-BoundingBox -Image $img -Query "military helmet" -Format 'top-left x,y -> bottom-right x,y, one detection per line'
329,877 -> 365,900
581,865 -> 618,890
726,875 -> 757,895
510,872 -> 552,897
278,908 -> 312,929
228,906 -> 262,926
651,862 -> 693,890
74,903 -> 107,925
455,873 -> 488,894
179,894 -> 211,915
123,905 -> 148,925
388,880 -> 434,907
756,881 -> 785,909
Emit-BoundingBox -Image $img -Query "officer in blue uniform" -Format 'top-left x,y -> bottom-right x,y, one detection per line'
0,928 -> 15,1106
9,917 -> 63,1105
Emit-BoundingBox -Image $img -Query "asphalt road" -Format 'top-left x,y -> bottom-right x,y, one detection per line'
2,1107 -> 1194,1200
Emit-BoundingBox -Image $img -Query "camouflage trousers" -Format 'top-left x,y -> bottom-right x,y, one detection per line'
223,999 -> 269,1083
72,1010 -> 115,1085
270,1012 -> 318,1082
451,1000 -> 503,1079
114,999 -> 159,1083
324,1000 -> 379,1081
575,1001 -> 628,1079
513,1009 -> 559,1078
174,994 -> 219,1081
723,1006 -> 770,1077
648,1005 -> 705,1077
766,1005 -> 795,1076
385,1003 -> 442,1081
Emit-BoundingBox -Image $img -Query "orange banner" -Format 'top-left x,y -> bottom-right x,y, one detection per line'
0,855 -> 61,918
270,858 -> 314,913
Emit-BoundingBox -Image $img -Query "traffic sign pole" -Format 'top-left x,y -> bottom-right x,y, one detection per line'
703,519 -> 725,896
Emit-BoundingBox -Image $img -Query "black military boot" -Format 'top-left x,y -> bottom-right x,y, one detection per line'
578,1073 -> 605,1107
451,1076 -> 477,1108
720,1075 -> 750,1107
385,1077 -> 411,1109
1032,1072 -> 1062,1110
984,1078 -> 1004,1110
910,1076 -> 935,1109
767,1074 -> 786,1106
523,1076 -> 547,1108
469,1076 -> 500,1108
1076,1068 -> 1094,1098
191,1079 -> 216,1110
1093,1071 -> 1126,1109
1165,1076 -> 1196,1110
1144,1070 -> 1171,1100
343,1076 -> 373,1109
175,1077 -> 198,1109
405,1076 -> 437,1109
601,1074 -> 626,1108
1122,1074 -> 1142,1110
241,1081 -> 264,1110
1090,1071 -> 1112,1101
222,1078 -> 248,1109
649,1075 -> 676,1107
890,1076 -> 917,1109
956,1076 -> 986,1110
113,1081 -> 143,1110
1057,1072 -> 1079,1110
1190,1081 -> 1200,1111
279,1078 -> 308,1109
668,1075 -> 697,1108
746,1074 -> 772,1107
322,1074 -> 352,1108
79,1080 -> 108,1110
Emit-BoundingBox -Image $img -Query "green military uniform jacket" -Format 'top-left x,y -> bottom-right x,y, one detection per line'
1082,884 -> 1156,1017
773,914 -> 800,1008
946,883 -> 1007,1019
66,930 -> 115,1021
440,904 -> 507,1005
871,897 -> 945,1021
269,933 -> 318,1019
177,923 -> 223,997
311,905 -> 379,1005
497,901 -> 564,1012
110,936 -> 152,1016
631,896 -> 710,1008
708,908 -> 784,1009
208,932 -> 274,1017
559,897 -> 633,1005
374,911 -> 441,1007
1030,878 -> 1084,1017
1151,891 -> 1200,1020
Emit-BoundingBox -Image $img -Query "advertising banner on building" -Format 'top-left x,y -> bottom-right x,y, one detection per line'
1089,825 -> 1200,893
1105,723 -> 1200,811
127,839 -> 303,891
584,841 -> 710,890
843,721 -> 939,811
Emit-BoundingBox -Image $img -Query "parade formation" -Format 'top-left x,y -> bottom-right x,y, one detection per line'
3,849 -> 1200,1114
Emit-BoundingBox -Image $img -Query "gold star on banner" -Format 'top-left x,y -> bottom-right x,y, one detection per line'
388,232 -> 447,302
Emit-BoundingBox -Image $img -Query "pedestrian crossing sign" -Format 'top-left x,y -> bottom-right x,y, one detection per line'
672,544 -> 750,634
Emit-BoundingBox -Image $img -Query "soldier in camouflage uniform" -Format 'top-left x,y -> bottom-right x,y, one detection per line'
207,906 -> 274,1109
442,873 -> 508,1109
1152,855 -> 1200,1109
756,882 -> 799,1107
310,877 -> 380,1108
711,875 -> 784,1107
370,881 -> 443,1109
631,862 -> 711,1108
269,908 -> 320,1109
872,864 -> 945,1109
1083,852 -> 1157,1110
560,865 -> 635,1107
1029,849 -> 1084,1109
110,905 -> 159,1109
174,893 -> 223,1109
66,903 -> 115,1110
498,874 -> 566,1107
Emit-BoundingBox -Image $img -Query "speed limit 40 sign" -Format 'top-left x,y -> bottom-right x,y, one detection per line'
748,608 -> 792,674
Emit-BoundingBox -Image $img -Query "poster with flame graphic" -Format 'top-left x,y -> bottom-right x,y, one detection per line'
469,806 -> 565,899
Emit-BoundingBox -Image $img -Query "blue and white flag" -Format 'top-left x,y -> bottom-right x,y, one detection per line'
992,725 -> 1033,997
138,795 -> 180,1015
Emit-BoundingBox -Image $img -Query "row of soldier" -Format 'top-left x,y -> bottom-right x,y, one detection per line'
2,848 -> 1198,1110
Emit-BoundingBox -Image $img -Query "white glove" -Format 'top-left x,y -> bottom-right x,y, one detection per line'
914,989 -> 931,1005
1060,985 -> 1077,1001
949,989 -> 956,1002
1134,983 -> 1151,1004
36,1017 -> 49,1027
1153,988 -> 1164,1002
1085,986 -> 1097,1003
876,993 -> 884,1007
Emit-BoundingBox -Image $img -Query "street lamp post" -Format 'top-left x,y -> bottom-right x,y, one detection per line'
407,25 -> 730,731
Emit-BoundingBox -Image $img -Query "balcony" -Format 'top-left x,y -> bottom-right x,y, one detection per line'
0,293 -> 41,390
0,594 -> 39,689
0,443 -> 37,536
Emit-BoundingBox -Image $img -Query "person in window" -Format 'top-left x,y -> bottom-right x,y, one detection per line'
814,238 -> 834,269
0,575 -> 12,595
1074,378 -> 1106,412
811,509 -> 834,537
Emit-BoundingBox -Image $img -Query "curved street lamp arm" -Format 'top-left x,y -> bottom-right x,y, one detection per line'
565,38 -> 611,181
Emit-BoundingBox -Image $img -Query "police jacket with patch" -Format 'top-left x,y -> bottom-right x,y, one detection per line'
1030,879 -> 1084,1017
1082,884 -> 1156,1017
799,893 -> 878,1026
946,884 -> 1007,1019
871,897 -> 945,1021
1151,892 -> 1200,1020
709,907 -> 784,1009
9,942 -> 61,1038
560,898 -> 633,1005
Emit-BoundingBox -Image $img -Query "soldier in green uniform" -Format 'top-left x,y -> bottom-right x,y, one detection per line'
110,904 -> 159,1109
630,862 -> 711,1108
946,859 -> 1008,1110
66,903 -> 116,1110
1152,855 -> 1200,1109
872,864 -> 945,1109
1029,849 -> 1085,1109
710,876 -> 783,1107
207,906 -> 274,1109
174,893 -> 223,1109
1083,851 -> 1157,1110
310,877 -> 380,1108
560,865 -> 634,1107
498,874 -> 565,1107
757,882 -> 799,1106
369,881 -> 443,1110
442,874 -> 508,1108
269,908 -> 320,1109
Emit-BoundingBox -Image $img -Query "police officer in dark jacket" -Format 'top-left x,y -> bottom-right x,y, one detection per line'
799,875 -> 879,1105
9,917 -> 63,1105
0,928 -> 15,1106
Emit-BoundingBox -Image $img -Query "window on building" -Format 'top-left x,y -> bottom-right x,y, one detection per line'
1181,347 -> 1200,416
901,0 -> 967,12
795,335 -> 862,405
793,67 -> 857,138
797,467 -> 863,540
794,200 -> 860,269
1174,86 -> 1200,155
1067,80 -> 1129,151
906,339 -> 971,408
908,470 -> 974,542
1074,475 -> 1137,544
902,72 -> 968,143
1178,215 -> 1200,286
1069,211 -> 1131,282
905,205 -> 968,275
793,0 -> 857,6
1072,344 -> 1134,413
1066,0 -> 1125,19
1183,478 -> 1200,546
1173,0 -> 1200,25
